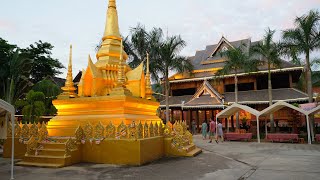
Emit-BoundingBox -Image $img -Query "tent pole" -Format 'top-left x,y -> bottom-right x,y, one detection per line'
215,116 -> 218,138
257,116 -> 260,143
11,112 -> 14,179
306,115 -> 311,145
227,117 -> 229,133
265,116 -> 267,139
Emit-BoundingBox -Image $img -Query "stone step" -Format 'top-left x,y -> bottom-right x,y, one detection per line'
23,155 -> 71,164
184,144 -> 196,152
39,143 -> 66,150
186,147 -> 202,157
16,161 -> 64,168
31,148 -> 66,156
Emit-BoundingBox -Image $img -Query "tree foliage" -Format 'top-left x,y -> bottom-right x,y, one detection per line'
0,39 -> 33,104
15,90 -> 46,123
33,79 -> 61,115
282,10 -> 320,103
21,41 -> 65,83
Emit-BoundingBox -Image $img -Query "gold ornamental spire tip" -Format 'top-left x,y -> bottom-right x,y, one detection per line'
69,44 -> 72,68
108,0 -> 116,8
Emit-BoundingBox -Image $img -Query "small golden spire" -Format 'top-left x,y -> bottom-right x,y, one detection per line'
60,45 -> 77,99
96,0 -> 127,67
116,39 -> 125,87
145,52 -> 153,100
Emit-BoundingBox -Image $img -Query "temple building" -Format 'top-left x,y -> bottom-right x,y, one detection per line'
160,37 -> 309,133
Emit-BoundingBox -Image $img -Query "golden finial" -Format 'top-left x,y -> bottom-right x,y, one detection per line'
145,52 -> 152,100
60,45 -> 77,99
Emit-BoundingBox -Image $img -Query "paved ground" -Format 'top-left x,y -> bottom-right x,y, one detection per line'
0,135 -> 320,180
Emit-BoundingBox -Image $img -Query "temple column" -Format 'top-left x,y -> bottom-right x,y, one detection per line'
254,79 -> 257,90
289,73 -> 293,88
189,110 -> 192,131
211,110 -> 214,119
171,109 -> 174,122
196,110 -> 200,133
204,110 -> 207,122
181,110 -> 184,121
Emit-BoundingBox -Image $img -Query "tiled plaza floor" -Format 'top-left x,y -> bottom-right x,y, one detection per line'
1,135 -> 319,180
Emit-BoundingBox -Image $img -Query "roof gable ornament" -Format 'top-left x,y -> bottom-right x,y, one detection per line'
210,36 -> 235,57
192,79 -> 223,100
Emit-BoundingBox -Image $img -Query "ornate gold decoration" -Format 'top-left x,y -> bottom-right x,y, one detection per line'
143,122 -> 149,138
185,130 -> 193,144
128,121 -> 137,139
182,121 -> 188,132
38,122 -> 48,142
173,121 -> 184,136
59,45 -> 77,99
65,138 -> 77,157
29,123 -> 38,137
154,122 -> 159,136
84,122 -> 93,140
105,121 -> 116,138
159,122 -> 164,136
21,123 -> 30,139
117,121 -> 128,139
75,125 -> 85,142
25,136 -> 38,156
7,122 -> 12,137
137,121 -> 143,139
171,134 -> 185,151
94,121 -> 105,140
149,122 -> 154,137
15,122 -> 21,137
164,123 -> 172,138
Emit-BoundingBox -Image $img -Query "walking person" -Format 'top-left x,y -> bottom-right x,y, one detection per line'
191,119 -> 196,135
201,120 -> 208,140
216,120 -> 224,143
208,118 -> 216,143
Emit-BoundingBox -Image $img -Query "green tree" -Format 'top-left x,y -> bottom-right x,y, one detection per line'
282,10 -> 320,140
124,24 -> 163,82
282,10 -> 320,103
15,90 -> 45,123
156,35 -> 193,123
0,48 -> 33,104
21,41 -> 65,83
33,79 -> 61,115
251,28 -> 282,133
218,44 -> 258,129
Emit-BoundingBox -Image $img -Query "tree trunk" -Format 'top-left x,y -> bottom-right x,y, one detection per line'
306,53 -> 315,141
165,69 -> 170,124
268,63 -> 275,133
235,73 -> 240,129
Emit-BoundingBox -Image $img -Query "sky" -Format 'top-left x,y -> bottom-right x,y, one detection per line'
1,0 -> 320,78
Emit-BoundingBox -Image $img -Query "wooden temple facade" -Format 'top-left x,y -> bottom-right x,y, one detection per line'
160,37 -> 309,133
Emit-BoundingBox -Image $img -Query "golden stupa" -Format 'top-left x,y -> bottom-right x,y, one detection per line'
4,0 -> 201,167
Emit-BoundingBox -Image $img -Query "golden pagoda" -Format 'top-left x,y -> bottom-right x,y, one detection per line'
4,0 -> 201,167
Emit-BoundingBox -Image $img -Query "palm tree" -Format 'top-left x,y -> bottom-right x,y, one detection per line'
282,10 -> 320,102
156,35 -> 193,123
0,49 -> 33,104
282,10 -> 320,140
15,90 -> 46,123
251,28 -> 282,133
218,44 -> 258,129
125,24 -> 164,82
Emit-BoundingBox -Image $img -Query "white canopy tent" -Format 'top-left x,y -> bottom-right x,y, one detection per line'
306,105 -> 320,116
259,101 -> 311,144
216,103 -> 261,143
0,99 -> 15,180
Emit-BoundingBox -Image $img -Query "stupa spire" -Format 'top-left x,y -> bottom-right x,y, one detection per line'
145,52 -> 153,100
60,45 -> 77,99
103,0 -> 120,40
96,0 -> 127,67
